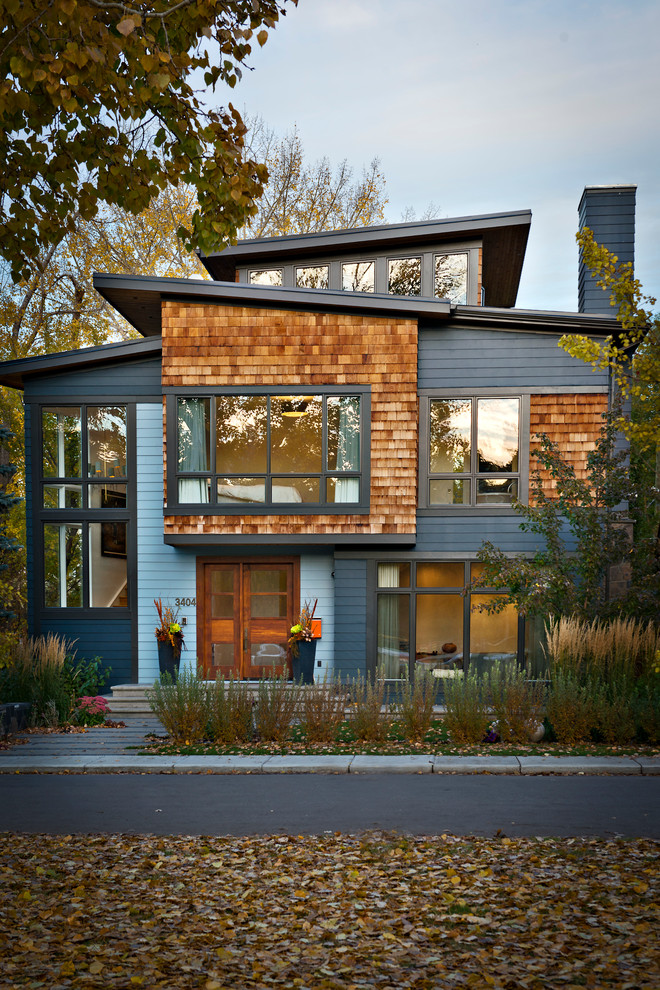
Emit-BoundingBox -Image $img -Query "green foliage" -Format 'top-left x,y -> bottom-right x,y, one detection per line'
348,675 -> 387,742
562,228 -> 660,455
487,662 -> 546,744
0,425 -> 21,623
254,675 -> 301,743
545,672 -> 597,745
442,670 -> 488,744
544,615 -> 659,685
394,669 -> 437,743
299,680 -> 349,744
0,1 -> 298,281
207,676 -> 254,744
472,414 -> 659,620
147,668 -> 208,744
0,633 -> 81,725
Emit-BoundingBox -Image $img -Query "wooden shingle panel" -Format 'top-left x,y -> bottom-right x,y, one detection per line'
162,302 -> 418,537
529,393 -> 608,496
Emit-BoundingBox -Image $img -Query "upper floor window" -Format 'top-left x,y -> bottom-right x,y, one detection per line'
296,265 -> 329,289
41,405 -> 127,510
249,268 -> 283,286
434,253 -> 468,304
38,404 -> 130,608
427,397 -> 520,506
388,257 -> 421,296
174,392 -> 366,510
341,261 -> 374,293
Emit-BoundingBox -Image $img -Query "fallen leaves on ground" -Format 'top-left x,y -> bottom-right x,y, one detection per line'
0,831 -> 658,988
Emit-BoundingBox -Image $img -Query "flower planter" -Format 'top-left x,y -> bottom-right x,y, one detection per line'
158,640 -> 180,681
291,639 -> 316,684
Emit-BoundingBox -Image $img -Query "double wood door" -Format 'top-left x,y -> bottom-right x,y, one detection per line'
197,559 -> 298,679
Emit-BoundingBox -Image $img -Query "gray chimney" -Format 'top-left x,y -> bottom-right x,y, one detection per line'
578,184 -> 636,314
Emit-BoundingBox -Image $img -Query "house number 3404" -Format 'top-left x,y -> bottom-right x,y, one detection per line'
174,597 -> 196,607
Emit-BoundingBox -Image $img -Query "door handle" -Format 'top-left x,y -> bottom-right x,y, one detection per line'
243,627 -> 248,654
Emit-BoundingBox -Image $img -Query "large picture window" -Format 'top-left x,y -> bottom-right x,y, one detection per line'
39,404 -> 130,609
173,391 -> 366,511
375,559 -> 520,685
426,396 -> 521,506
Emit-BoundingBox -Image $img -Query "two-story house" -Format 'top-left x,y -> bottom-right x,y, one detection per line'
0,185 -> 635,687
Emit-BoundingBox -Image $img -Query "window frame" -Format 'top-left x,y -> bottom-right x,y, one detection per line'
165,386 -> 371,514
33,401 -> 135,612
366,556 -> 525,682
418,390 -> 530,513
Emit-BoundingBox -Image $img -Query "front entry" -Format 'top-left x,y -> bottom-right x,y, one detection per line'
197,559 -> 298,679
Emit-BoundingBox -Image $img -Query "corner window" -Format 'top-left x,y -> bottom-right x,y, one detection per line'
39,404 -> 130,609
174,392 -> 365,510
375,560 -> 520,684
427,397 -> 520,506
434,253 -> 468,304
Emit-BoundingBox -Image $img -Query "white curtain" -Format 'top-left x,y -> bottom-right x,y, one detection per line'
377,564 -> 405,679
178,399 -> 209,503
334,396 -> 360,503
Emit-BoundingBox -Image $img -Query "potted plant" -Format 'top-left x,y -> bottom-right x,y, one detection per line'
154,599 -> 184,680
287,598 -> 318,685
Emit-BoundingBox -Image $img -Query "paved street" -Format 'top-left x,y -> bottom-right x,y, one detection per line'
2,773 -> 659,838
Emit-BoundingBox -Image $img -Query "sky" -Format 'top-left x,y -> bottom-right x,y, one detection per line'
215,0 -> 660,313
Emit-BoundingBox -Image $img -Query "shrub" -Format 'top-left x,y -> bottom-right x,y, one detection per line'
487,661 -> 546,743
544,616 -> 659,684
395,669 -> 437,742
73,695 -> 111,727
0,634 -> 77,725
299,680 -> 349,743
207,677 -> 254,744
545,672 -> 595,745
254,676 -> 301,743
147,669 -> 209,744
633,682 -> 660,745
348,675 -> 387,742
442,670 -> 488,744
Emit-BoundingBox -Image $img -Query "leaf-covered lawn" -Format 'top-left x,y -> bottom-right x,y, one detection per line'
1,832 -> 658,988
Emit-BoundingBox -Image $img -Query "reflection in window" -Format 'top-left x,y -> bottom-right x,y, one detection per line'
388,257 -> 421,296
477,398 -> 519,473
469,596 -> 518,678
42,407 -> 81,478
176,393 -> 363,507
342,261 -> 375,292
249,269 -> 283,286
44,523 -> 82,607
434,253 -> 468,304
296,265 -> 329,289
428,397 -> 520,506
430,399 -> 471,473
43,485 -> 82,509
87,407 -> 126,478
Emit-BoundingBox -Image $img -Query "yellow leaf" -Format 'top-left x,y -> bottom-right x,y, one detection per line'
60,961 -> 75,977
117,18 -> 137,37
18,890 -> 31,900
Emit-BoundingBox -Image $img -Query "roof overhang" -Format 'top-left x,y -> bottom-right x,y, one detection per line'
0,336 -> 162,390
92,274 -> 452,337
200,210 -> 532,307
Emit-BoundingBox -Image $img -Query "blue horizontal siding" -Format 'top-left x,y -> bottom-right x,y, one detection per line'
418,326 -> 609,390
24,356 -> 162,398
38,617 -> 132,686
415,514 -> 578,554
333,558 -> 367,680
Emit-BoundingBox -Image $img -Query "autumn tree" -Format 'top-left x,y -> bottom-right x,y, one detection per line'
560,228 -> 660,455
0,0 -> 296,282
240,118 -> 388,237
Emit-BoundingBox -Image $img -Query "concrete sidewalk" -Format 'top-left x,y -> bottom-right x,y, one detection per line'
0,720 -> 658,774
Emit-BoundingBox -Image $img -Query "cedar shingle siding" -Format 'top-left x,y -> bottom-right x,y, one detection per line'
529,393 -> 609,496
161,302 -> 418,537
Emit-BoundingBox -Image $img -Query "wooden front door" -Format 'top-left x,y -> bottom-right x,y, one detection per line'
197,559 -> 298,679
